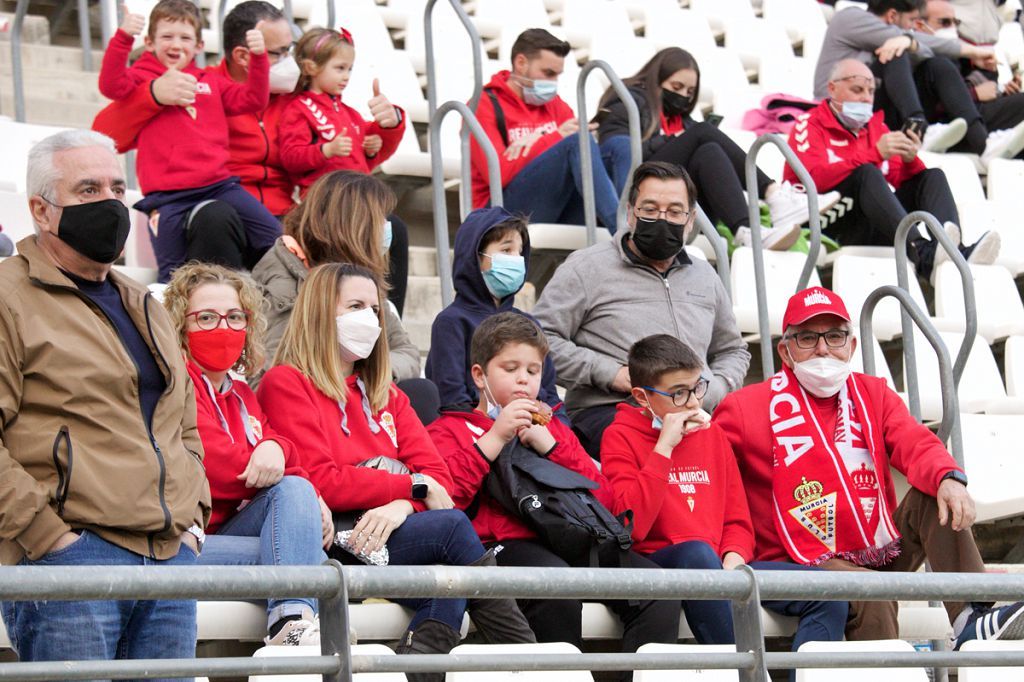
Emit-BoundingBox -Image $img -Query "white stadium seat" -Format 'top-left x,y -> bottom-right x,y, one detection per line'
731,246 -> 823,337
849,333 -> 897,392
960,413 -> 1024,523
633,643 -> 739,681
250,643 -> 405,682
446,642 -> 593,681
724,18 -> 794,74
919,151 -> 986,208
958,638 -> 1024,681
933,262 -> 1024,342
795,640 -> 929,681
643,8 -> 718,55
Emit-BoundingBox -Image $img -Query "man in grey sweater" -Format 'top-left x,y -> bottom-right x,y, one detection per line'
532,161 -> 750,457
815,0 -> 996,155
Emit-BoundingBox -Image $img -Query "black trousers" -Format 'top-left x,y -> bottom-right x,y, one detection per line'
827,165 -> 957,277
386,213 -> 410,317
494,539 -> 680,681
872,54 -> 987,154
980,92 -> 1024,136
571,402 -> 621,460
649,122 -> 774,231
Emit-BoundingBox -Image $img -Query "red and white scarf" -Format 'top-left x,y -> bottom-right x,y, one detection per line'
768,367 -> 901,566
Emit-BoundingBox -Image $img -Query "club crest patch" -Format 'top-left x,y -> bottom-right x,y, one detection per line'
379,411 -> 397,447
789,477 -> 837,551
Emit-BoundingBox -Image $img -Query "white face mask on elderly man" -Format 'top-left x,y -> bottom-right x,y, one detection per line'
792,356 -> 852,398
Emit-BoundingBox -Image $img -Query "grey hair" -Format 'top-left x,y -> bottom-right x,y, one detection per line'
27,129 -> 117,200
828,59 -> 870,84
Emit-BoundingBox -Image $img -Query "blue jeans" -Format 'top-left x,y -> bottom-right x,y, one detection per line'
649,542 -> 847,682
386,509 -> 486,631
199,476 -> 325,630
600,134 -> 634,198
502,135 -> 621,233
0,530 -> 197,681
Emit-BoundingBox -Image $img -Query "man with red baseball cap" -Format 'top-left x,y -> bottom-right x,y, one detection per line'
715,286 -> 1024,647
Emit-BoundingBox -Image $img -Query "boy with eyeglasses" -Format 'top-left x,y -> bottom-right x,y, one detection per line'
601,334 -> 847,675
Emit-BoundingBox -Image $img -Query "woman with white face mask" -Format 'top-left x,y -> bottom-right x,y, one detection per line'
257,263 -> 535,679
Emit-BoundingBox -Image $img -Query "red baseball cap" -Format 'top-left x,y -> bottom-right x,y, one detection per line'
782,286 -> 851,330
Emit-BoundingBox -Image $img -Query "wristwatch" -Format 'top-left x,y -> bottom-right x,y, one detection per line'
186,524 -> 206,552
411,473 -> 429,500
941,470 -> 968,487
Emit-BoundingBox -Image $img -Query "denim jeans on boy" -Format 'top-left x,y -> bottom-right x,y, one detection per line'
502,135 -> 621,233
385,509 -> 486,631
198,475 -> 325,630
649,541 -> 847,682
0,529 -> 198,682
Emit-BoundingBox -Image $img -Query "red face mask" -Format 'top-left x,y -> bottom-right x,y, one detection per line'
187,328 -> 246,373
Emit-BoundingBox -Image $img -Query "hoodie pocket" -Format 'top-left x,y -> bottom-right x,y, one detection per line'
51,426 -> 73,516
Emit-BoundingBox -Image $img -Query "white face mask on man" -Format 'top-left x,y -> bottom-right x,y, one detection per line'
336,307 -> 381,362
269,57 -> 301,94
791,356 -> 852,398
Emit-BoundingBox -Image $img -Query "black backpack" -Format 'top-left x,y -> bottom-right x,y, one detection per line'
484,438 -> 634,567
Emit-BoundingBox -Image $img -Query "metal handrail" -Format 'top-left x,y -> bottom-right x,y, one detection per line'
425,0 -> 484,218
745,134 -> 823,379
99,0 -> 115,52
860,285 -> 963,462
695,205 -> 732,298
429,101 -> 503,308
576,60 -> 642,244
77,0 -> 93,71
10,0 -> 29,122
893,211 -> 978,423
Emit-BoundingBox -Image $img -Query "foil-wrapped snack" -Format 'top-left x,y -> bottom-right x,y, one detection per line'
335,530 -> 390,566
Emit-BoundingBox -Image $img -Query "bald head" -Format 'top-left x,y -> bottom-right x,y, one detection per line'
827,59 -> 876,106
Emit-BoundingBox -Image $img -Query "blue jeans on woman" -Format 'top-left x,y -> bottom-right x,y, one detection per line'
0,530 -> 198,681
649,541 -> 848,682
386,509 -> 488,631
502,135 -> 621,233
198,475 -> 326,630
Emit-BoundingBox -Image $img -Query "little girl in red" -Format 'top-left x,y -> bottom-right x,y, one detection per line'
277,27 -> 405,194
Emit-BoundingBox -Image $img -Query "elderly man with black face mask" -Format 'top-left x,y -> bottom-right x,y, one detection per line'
532,161 -> 750,458
0,130 -> 210,670
786,58 -> 999,283
715,285 -> 1024,647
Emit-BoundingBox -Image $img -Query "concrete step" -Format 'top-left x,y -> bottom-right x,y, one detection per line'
0,42 -> 103,72
0,12 -> 52,46
0,93 -> 103,127
0,68 -> 104,103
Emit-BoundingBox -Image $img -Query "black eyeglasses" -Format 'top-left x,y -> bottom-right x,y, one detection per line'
266,44 -> 295,59
785,329 -> 850,350
634,206 -> 690,226
186,309 -> 250,331
643,378 -> 709,406
936,17 -> 960,28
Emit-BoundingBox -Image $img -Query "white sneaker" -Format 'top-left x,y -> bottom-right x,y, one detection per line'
764,182 -> 842,230
931,221 -> 961,272
922,118 -> 968,152
266,613 -> 321,646
965,230 -> 1001,265
981,121 -> 1024,167
733,224 -> 801,251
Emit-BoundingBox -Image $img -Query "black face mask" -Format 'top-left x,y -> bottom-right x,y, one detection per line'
631,217 -> 685,262
50,199 -> 131,264
662,89 -> 692,117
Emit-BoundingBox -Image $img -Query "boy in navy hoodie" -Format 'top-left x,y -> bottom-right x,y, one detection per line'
425,207 -> 564,419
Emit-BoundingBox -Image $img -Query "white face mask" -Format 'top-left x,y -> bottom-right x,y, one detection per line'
792,356 -> 852,398
269,56 -> 301,94
933,27 -> 959,40
335,307 -> 381,361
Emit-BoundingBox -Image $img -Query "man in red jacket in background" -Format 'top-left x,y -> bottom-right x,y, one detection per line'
714,286 -> 1024,647
785,58 -> 998,281
470,28 -> 621,232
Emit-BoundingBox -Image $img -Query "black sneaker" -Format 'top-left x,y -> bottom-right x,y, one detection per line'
954,601 -> 1024,649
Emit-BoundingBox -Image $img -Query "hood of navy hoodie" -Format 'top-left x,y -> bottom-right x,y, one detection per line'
452,206 -> 531,312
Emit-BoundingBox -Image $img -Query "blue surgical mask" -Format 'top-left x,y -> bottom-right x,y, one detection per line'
645,391 -> 664,430
482,377 -> 501,419
522,79 -> 558,106
837,101 -> 873,130
481,253 -> 526,300
382,220 -> 392,251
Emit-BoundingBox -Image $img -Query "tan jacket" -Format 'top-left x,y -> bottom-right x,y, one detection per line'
250,236 -> 421,385
0,237 -> 210,564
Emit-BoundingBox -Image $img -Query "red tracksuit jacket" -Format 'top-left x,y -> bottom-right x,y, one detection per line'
712,373 -> 963,563
427,408 -> 614,545
187,362 -> 305,532
601,403 -> 755,558
96,29 -> 269,194
469,70 -> 576,209
277,90 -> 404,192
256,365 -> 452,512
782,99 -> 926,193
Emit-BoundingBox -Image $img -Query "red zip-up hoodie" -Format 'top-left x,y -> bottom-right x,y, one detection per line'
601,403 -> 755,558
256,365 -> 452,512
427,408 -> 613,545
96,29 -> 269,194
712,374 -> 963,564
186,362 -> 306,532
782,99 -> 926,192
277,90 -> 405,193
469,70 -> 576,209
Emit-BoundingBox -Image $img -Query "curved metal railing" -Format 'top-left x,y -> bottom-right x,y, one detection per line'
575,60 -> 641,244
429,101 -> 503,308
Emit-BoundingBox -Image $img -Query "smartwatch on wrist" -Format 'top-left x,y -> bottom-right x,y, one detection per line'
411,473 -> 429,500
941,470 -> 968,487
